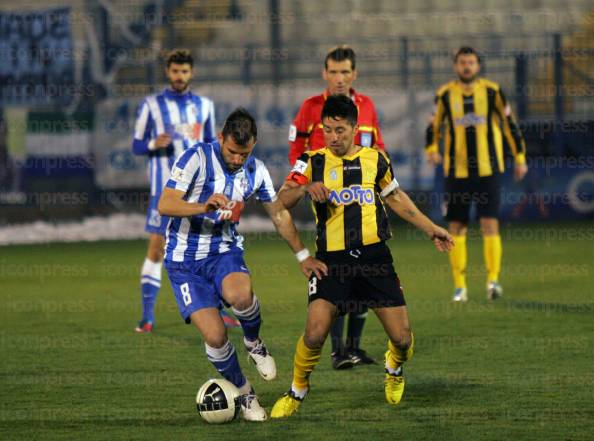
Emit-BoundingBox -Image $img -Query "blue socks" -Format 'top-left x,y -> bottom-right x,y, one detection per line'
140,258 -> 162,323
205,340 -> 249,393
232,295 -> 261,342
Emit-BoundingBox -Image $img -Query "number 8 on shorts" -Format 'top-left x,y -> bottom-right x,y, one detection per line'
180,283 -> 192,306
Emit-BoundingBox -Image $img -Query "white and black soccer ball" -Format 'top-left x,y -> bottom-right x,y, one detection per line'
196,378 -> 241,424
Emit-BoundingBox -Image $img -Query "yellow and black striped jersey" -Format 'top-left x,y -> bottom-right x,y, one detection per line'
426,78 -> 526,179
287,147 -> 398,252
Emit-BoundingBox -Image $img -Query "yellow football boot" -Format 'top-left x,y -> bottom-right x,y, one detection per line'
384,350 -> 405,405
270,390 -> 304,418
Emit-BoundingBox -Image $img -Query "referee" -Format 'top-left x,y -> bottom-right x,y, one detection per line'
425,46 -> 528,302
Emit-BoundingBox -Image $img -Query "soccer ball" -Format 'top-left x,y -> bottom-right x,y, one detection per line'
196,378 -> 241,424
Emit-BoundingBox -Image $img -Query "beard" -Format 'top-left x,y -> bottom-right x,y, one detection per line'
458,71 -> 477,84
170,80 -> 189,93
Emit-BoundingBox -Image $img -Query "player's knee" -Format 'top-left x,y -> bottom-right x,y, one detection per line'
147,242 -> 164,261
304,329 -> 326,350
390,328 -> 412,351
448,220 -> 467,235
230,290 -> 253,311
480,218 -> 499,235
204,333 -> 228,349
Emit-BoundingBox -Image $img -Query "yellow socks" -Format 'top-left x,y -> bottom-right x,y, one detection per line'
448,235 -> 467,289
386,333 -> 414,373
292,335 -> 322,391
483,234 -> 502,282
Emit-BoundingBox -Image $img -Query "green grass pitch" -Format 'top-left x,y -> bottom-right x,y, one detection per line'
1,222 -> 593,440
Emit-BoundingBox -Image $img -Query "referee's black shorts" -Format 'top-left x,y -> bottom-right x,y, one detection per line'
444,174 -> 501,223
307,242 -> 406,315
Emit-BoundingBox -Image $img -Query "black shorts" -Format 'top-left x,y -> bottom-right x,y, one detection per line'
308,242 -> 406,315
444,174 -> 501,223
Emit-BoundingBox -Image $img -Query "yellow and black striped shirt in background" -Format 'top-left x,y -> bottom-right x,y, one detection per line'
426,78 -> 526,179
289,147 -> 399,252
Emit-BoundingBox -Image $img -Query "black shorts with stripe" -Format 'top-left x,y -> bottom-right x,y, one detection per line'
444,174 -> 501,223
307,242 -> 406,314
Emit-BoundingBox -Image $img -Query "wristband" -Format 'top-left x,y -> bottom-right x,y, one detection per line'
295,248 -> 310,263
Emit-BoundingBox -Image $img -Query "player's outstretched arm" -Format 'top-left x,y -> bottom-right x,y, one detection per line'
262,198 -> 328,278
277,181 -> 307,209
383,188 -> 454,253
278,180 -> 331,209
158,187 -> 228,218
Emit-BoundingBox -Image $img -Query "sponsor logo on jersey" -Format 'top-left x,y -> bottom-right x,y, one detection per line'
454,113 -> 486,128
328,185 -> 375,206
215,200 -> 245,222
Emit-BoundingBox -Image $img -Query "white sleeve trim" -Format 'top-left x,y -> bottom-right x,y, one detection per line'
380,178 -> 399,197
133,101 -> 150,140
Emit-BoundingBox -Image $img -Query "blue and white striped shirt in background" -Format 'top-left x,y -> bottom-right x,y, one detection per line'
164,141 -> 277,263
132,89 -> 216,198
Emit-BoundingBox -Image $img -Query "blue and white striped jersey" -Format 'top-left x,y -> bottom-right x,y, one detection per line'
164,141 -> 277,263
132,89 -> 216,198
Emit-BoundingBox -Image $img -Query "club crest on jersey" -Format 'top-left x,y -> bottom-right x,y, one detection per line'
239,176 -> 249,193
328,185 -> 374,206
187,103 -> 198,120
330,170 -> 337,180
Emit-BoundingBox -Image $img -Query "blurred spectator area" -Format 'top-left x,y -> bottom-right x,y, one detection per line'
0,0 -> 593,223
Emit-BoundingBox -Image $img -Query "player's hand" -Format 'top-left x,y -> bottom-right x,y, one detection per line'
204,194 -> 229,212
216,200 -> 245,222
305,182 -> 331,203
514,163 -> 528,182
427,225 -> 455,252
426,151 -> 442,166
300,257 -> 328,279
155,134 -> 172,149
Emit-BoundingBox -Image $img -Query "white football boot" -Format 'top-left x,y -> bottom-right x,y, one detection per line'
246,339 -> 277,381
452,287 -> 468,302
240,393 -> 268,422
487,281 -> 503,300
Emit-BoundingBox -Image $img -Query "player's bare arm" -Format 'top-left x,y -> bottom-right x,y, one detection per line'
383,188 -> 454,252
262,198 -> 328,279
278,180 -> 331,208
158,187 -> 229,217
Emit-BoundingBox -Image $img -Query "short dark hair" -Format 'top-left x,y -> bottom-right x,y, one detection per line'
325,45 -> 356,70
222,108 -> 258,145
454,46 -> 481,64
166,49 -> 194,68
321,95 -> 358,127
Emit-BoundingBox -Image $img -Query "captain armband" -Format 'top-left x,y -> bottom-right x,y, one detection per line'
286,159 -> 310,186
